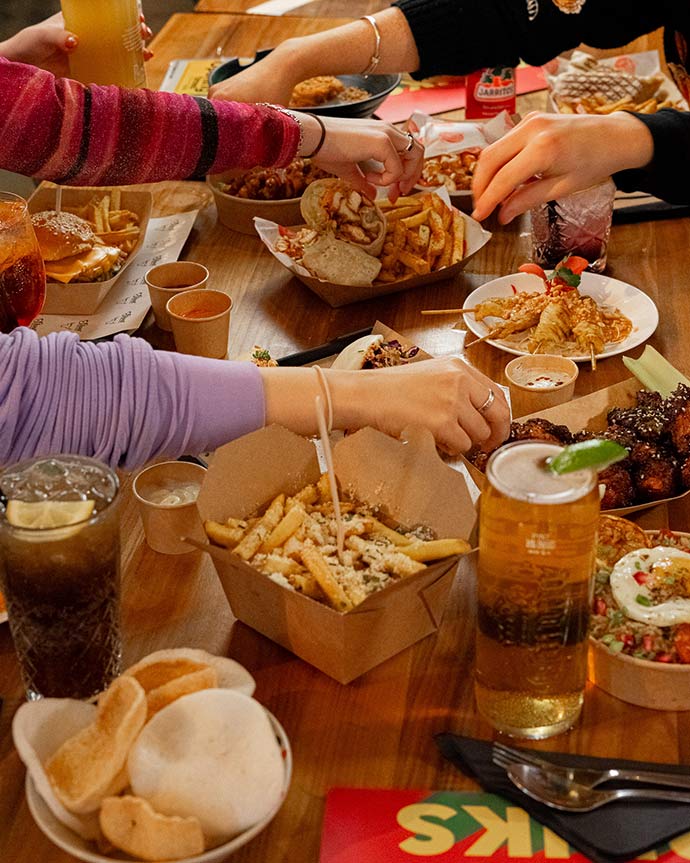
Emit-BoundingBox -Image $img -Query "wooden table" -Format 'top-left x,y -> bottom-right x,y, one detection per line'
2,12 -> 690,863
195,0 -> 390,16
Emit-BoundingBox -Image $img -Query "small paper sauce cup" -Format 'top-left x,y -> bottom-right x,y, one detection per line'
166,289 -> 232,359
505,355 -> 579,419
132,461 -> 207,555
145,261 -> 209,331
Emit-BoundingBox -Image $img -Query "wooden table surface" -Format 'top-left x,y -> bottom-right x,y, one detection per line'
2,12 -> 690,863
195,0 -> 390,16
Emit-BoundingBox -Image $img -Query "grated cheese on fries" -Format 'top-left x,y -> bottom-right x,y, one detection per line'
204,474 -> 470,612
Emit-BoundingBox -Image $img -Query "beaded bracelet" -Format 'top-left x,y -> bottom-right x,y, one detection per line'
360,15 -> 382,76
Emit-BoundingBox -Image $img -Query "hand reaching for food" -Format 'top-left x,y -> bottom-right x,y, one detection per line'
259,357 -> 510,456
471,112 -> 655,224
298,115 -> 424,200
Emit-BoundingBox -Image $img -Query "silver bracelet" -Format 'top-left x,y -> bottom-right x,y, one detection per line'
258,102 -> 304,154
360,15 -> 381,77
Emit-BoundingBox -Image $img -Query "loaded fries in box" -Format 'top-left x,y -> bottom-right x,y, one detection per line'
197,425 -> 476,683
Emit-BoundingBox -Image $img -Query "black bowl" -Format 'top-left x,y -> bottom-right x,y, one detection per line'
208,49 -> 401,119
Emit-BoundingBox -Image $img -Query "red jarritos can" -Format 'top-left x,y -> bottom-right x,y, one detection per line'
465,66 -> 516,119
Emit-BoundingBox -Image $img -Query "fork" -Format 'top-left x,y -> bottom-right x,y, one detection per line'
492,741 -> 690,791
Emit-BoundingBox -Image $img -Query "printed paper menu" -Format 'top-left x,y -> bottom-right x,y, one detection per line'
320,789 -> 690,862
30,211 -> 198,341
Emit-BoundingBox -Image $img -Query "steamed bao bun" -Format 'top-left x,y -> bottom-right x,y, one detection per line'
128,688 -> 284,845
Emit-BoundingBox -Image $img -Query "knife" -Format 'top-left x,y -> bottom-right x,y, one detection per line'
276,326 -> 373,366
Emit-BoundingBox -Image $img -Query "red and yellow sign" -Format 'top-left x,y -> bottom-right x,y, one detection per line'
320,789 -> 690,862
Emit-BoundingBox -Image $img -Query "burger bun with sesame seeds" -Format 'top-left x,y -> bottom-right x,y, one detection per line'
32,210 -> 123,284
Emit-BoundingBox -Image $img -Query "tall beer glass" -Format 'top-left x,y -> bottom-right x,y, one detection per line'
475,441 -> 599,738
0,456 -> 121,700
60,0 -> 147,88
0,192 -> 46,332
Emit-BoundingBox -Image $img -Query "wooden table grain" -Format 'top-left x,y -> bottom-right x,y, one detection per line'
194,0 -> 391,16
2,12 -> 690,863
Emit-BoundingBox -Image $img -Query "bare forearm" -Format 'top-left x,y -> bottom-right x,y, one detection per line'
258,359 -> 510,455
274,9 -> 420,81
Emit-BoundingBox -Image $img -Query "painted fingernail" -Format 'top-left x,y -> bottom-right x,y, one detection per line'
65,35 -> 78,49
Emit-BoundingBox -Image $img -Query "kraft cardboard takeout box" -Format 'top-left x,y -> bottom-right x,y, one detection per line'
196,425 -> 477,683
29,183 -> 152,315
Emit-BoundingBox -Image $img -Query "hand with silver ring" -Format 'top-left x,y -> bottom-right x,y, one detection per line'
404,131 -> 416,152
478,389 -> 495,414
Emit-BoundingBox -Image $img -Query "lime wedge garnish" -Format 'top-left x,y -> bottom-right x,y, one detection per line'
546,440 -> 628,475
5,499 -> 95,529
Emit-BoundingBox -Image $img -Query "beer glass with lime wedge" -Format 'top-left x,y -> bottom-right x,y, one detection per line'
475,440 -> 602,738
0,456 -> 120,699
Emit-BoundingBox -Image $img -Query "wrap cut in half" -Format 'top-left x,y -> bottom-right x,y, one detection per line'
300,178 -> 386,257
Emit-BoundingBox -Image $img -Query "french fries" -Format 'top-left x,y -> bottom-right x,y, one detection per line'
204,475 -> 470,613
69,191 -> 141,255
376,192 -> 464,283
555,92 -> 681,116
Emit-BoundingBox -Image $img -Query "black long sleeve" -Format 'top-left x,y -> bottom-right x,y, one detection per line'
392,0 -> 690,203
614,109 -> 690,203
393,0 -> 668,78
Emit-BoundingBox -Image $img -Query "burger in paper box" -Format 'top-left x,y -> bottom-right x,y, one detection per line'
32,211 -> 123,284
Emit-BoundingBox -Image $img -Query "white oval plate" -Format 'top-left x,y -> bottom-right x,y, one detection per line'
26,709 -> 291,863
463,271 -> 659,363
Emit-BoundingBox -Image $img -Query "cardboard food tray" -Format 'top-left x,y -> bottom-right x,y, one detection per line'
463,378 -> 690,516
545,49 -> 688,114
196,424 -> 477,684
254,205 -> 491,309
29,184 -> 152,315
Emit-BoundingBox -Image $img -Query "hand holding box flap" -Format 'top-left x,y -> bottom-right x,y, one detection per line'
333,426 -> 476,542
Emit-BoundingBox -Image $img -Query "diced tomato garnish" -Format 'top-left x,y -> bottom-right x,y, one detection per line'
673,623 -> 690,664
278,225 -> 291,237
562,255 -> 589,275
656,652 -> 673,663
594,598 -> 607,616
642,635 -> 654,652
621,633 -> 634,648
633,571 -> 648,585
518,263 -> 547,279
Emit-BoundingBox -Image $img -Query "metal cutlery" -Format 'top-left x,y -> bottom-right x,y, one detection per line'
492,741 -> 690,791
506,762 -> 690,812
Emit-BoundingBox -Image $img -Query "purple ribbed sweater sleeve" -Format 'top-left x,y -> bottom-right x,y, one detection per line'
0,328 -> 266,470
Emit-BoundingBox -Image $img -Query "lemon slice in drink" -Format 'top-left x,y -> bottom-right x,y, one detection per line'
5,499 -> 95,530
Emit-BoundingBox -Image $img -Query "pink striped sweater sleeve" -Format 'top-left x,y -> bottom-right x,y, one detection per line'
0,58 -> 300,184
0,328 -> 266,470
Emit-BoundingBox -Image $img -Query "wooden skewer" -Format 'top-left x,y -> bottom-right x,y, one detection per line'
421,307 -> 477,316
465,333 -> 495,346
